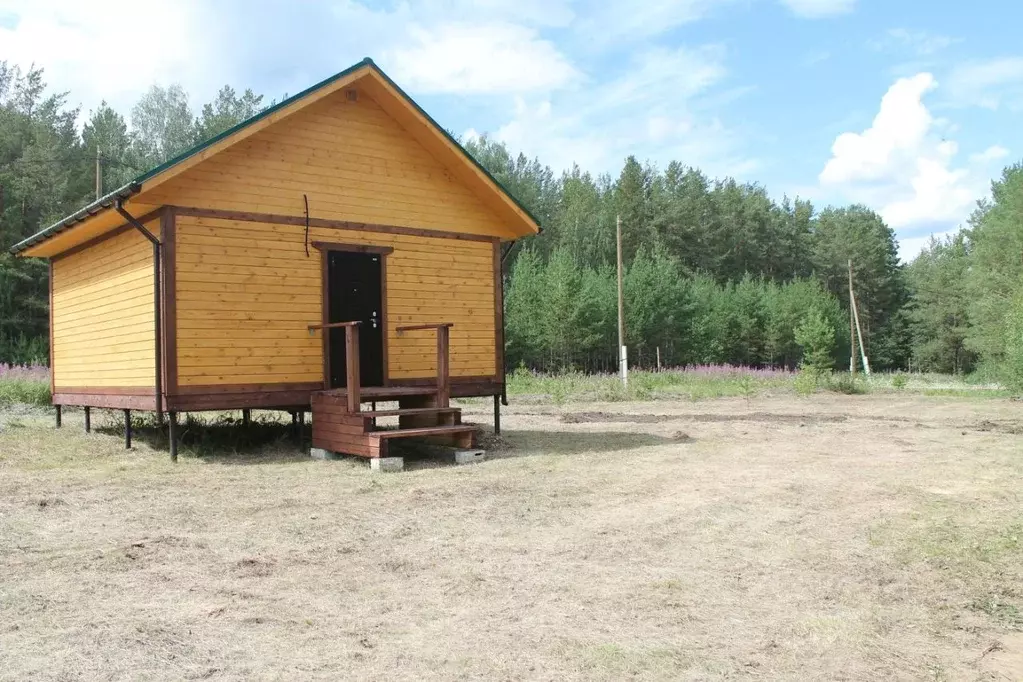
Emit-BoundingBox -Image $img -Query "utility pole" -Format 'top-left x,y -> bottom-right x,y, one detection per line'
848,259 -> 856,374
848,260 -> 871,376
616,214 -> 627,386
95,148 -> 102,200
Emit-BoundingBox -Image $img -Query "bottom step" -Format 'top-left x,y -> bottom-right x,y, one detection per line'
312,422 -> 476,459
372,424 -> 475,440
370,424 -> 476,453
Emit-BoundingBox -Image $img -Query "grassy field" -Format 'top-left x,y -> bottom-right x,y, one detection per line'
1,364 -> 1010,411
2,391 -> 1022,680
505,366 -> 1010,402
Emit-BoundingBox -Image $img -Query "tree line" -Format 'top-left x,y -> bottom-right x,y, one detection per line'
906,166 -> 1023,385
466,136 -> 908,373
1,62 -> 1020,388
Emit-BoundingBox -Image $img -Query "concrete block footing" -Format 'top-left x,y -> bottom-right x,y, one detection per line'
453,449 -> 487,465
310,448 -> 338,461
370,457 -> 404,472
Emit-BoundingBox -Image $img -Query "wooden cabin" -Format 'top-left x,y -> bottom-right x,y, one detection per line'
10,58 -> 540,461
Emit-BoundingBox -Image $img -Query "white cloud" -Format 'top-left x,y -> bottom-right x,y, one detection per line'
821,73 -> 936,186
488,45 -> 756,178
897,230 -> 957,262
384,22 -> 579,94
819,72 -> 1003,238
780,0 -> 855,19
803,50 -> 832,66
945,57 -> 1023,109
419,0 -> 576,27
574,0 -> 735,46
970,145 -> 1010,164
878,28 -> 959,56
0,0 -> 214,115
0,0 -> 585,115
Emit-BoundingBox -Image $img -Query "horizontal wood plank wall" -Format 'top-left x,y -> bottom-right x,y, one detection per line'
51,220 -> 160,389
175,215 -> 496,386
137,86 -> 517,239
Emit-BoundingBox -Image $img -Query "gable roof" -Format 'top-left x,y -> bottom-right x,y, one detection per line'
10,58 -> 540,256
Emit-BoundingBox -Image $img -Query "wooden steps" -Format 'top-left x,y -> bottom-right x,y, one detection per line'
310,389 -> 475,459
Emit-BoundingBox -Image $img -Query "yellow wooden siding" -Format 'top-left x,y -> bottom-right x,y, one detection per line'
140,88 -> 517,239
52,222 -> 159,388
175,216 -> 496,386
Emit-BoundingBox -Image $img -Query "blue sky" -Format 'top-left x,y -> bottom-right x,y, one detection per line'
1,0 -> 1021,258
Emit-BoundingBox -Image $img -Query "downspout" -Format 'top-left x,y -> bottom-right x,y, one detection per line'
115,201 -> 163,419
500,242 -> 515,407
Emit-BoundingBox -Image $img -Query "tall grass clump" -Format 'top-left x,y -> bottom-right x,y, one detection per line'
0,363 -> 51,407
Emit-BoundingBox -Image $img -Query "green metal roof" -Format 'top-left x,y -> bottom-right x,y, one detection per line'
10,57 -> 540,255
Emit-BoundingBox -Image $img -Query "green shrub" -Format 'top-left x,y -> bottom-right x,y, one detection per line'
828,373 -> 867,395
891,373 -> 908,390
793,371 -> 822,396
795,309 -> 836,374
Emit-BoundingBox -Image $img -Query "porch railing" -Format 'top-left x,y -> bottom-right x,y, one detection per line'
396,323 -> 453,407
308,320 -> 453,411
308,320 -> 362,412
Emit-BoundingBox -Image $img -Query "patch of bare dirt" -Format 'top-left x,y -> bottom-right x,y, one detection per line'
971,419 -> 1023,435
978,633 -> 1023,680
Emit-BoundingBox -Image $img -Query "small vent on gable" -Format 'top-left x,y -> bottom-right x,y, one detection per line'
345,88 -> 358,103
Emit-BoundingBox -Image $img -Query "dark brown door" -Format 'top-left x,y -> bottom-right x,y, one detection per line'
327,251 -> 384,387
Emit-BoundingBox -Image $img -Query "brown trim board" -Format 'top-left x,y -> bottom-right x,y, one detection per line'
493,240 -> 504,387
172,206 -> 497,242
174,381 -> 323,395
169,393 -> 315,412
380,254 -> 390,386
163,377 -> 500,412
161,208 -> 178,399
53,390 -> 157,411
48,259 -> 54,399
320,248 -> 330,389
311,241 -> 394,254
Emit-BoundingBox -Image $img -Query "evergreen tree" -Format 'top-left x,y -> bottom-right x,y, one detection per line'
906,234 -> 975,373
811,206 -> 910,369
623,247 -> 688,366
795,308 -> 837,374
964,164 -> 1023,367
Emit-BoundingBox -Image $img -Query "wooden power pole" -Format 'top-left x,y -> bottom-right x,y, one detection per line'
848,259 -> 856,374
616,214 -> 627,386
848,259 -> 871,375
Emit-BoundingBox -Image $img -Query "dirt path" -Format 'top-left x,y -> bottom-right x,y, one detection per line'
1,394 -> 1021,680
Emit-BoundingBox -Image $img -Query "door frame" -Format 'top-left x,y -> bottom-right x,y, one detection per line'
312,241 -> 392,388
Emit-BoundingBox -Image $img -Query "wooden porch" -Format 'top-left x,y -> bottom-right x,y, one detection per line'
307,321 -> 477,460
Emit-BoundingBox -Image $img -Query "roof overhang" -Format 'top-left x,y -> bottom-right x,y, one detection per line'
10,184 -> 139,257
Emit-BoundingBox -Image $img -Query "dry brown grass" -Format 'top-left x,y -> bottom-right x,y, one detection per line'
2,395 -> 1022,681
